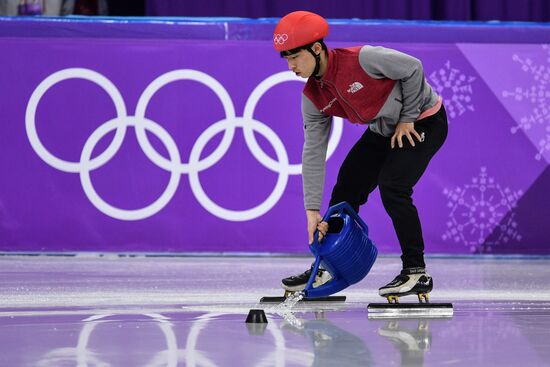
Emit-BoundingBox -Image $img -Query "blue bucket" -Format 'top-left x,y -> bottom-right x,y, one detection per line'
303,202 -> 378,298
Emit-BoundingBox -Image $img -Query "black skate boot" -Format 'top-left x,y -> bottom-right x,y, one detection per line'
379,267 -> 433,303
281,265 -> 332,296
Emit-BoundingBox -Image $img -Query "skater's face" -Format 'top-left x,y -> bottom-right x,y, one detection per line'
283,46 -> 320,78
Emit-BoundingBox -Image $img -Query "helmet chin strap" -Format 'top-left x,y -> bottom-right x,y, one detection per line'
306,48 -> 322,79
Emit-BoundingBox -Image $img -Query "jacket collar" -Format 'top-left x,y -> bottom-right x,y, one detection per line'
313,49 -> 337,84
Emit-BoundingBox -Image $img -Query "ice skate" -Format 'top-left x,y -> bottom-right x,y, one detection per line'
368,268 -> 453,318
378,267 -> 433,304
281,265 -> 333,294
260,265 -> 346,303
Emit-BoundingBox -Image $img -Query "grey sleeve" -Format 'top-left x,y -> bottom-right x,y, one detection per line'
301,94 -> 332,211
359,45 -> 428,122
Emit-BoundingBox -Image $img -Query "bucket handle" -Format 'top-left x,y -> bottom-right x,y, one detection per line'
325,201 -> 368,233
311,202 -> 368,251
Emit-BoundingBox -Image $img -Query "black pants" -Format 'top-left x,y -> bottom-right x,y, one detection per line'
329,105 -> 448,269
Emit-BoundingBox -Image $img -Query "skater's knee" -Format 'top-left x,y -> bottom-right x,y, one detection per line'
379,182 -> 413,202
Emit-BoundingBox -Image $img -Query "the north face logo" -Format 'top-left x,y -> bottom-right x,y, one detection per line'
347,82 -> 364,94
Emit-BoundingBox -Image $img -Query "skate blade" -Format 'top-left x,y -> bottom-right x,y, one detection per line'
259,296 -> 346,303
367,302 -> 453,319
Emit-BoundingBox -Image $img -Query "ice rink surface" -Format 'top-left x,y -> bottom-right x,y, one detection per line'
1,255 -> 550,366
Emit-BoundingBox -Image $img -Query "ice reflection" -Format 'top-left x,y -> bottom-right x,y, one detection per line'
278,311 -> 374,366
35,313 -> 180,367
33,311 -> 289,367
377,319 -> 432,367
30,309 -> 456,367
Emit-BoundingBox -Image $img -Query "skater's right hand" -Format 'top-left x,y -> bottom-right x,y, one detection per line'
306,210 -> 329,245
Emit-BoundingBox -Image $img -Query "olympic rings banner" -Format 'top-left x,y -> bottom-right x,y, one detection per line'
0,18 -> 549,254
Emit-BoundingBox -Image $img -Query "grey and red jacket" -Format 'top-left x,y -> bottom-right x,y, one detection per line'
301,45 -> 441,210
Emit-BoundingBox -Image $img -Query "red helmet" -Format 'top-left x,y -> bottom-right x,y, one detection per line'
273,11 -> 329,52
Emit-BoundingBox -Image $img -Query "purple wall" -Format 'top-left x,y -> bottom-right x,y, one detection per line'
145,0 -> 550,22
0,18 -> 549,254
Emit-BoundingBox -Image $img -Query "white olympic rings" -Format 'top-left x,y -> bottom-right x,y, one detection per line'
26,68 -> 343,221
273,34 -> 288,45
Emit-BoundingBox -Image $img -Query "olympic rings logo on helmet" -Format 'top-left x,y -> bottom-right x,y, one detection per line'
273,33 -> 288,45
26,68 -> 343,222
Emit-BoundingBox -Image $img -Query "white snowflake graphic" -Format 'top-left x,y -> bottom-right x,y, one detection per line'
442,167 -> 523,253
502,45 -> 550,161
429,60 -> 476,121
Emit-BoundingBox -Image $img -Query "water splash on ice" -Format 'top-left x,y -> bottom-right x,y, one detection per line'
269,291 -> 305,328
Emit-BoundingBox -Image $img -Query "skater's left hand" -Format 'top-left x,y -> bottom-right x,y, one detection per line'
306,210 -> 329,244
391,121 -> 422,149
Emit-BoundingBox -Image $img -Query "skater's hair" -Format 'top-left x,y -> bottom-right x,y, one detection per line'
280,39 -> 328,58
